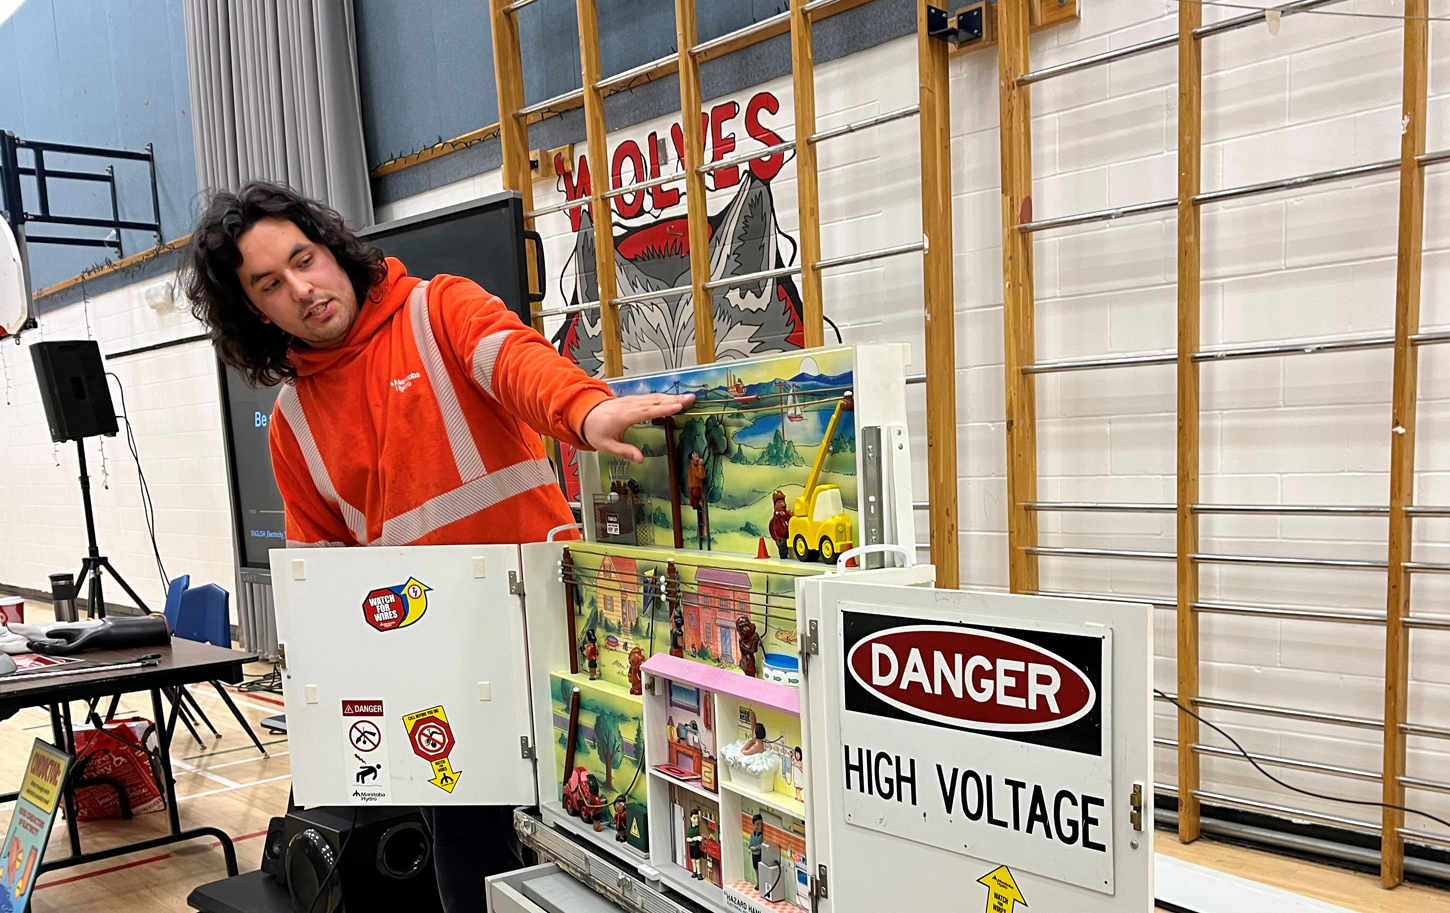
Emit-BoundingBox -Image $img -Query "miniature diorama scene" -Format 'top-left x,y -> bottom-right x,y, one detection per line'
657,680 -> 718,792
549,674 -> 650,854
669,788 -> 723,888
563,543 -> 817,684
719,705 -> 804,815
602,347 -> 859,560
731,800 -> 809,912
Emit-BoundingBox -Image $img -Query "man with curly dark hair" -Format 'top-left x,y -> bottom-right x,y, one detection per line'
183,182 -> 691,908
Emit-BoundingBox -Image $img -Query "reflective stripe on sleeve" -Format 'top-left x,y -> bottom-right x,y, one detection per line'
285,539 -> 349,548
471,330 -> 514,399
275,383 -> 370,545
408,281 -> 488,482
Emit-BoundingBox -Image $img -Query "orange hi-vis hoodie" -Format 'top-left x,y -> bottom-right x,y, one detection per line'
268,258 -> 611,547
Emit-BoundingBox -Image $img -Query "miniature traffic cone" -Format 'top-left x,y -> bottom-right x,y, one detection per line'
757,537 -> 769,559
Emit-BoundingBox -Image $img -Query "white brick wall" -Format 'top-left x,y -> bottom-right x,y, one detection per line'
0,278 -> 238,619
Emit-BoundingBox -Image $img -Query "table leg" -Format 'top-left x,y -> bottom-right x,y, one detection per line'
150,688 -> 184,836
49,703 -> 82,857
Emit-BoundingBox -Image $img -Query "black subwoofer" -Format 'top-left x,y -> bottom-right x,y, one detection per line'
277,807 -> 442,913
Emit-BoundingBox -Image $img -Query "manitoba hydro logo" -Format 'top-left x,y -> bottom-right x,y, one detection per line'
362,578 -> 431,632
843,612 -> 1104,755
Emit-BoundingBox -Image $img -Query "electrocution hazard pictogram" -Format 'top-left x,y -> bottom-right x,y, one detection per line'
403,705 -> 462,793
341,700 -> 389,803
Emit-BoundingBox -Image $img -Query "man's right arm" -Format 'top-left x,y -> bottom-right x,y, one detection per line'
269,409 -> 353,547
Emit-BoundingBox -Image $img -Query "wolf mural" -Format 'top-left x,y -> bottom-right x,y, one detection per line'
553,173 -> 805,377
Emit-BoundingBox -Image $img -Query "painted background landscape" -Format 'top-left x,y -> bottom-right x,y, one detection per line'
566,544 -> 815,684
602,348 -> 858,556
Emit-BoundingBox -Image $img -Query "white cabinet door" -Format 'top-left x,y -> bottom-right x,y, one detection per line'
273,545 -> 536,807
798,577 -> 1154,913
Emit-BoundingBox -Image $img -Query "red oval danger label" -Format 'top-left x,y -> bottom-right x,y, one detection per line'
845,625 -> 1096,732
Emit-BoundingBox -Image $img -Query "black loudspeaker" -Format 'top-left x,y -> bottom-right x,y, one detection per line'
261,816 -> 288,881
279,807 -> 442,913
29,339 -> 118,443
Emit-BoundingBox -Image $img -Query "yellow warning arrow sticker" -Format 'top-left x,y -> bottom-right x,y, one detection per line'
429,757 -> 462,793
978,865 -> 1027,913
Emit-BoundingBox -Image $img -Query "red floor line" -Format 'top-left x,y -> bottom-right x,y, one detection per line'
222,687 -> 285,707
33,829 -> 269,890
35,853 -> 174,889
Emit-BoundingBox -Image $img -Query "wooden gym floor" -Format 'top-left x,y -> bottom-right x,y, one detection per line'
0,599 -> 1444,913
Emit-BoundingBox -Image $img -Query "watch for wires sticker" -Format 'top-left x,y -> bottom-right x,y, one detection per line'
403,705 -> 462,793
837,607 -> 1115,894
342,700 -> 389,803
362,577 -> 431,632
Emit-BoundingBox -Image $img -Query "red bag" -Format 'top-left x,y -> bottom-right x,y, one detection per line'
71,718 -> 166,820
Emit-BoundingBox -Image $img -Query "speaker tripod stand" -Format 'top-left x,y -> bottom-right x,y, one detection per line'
73,440 -> 151,617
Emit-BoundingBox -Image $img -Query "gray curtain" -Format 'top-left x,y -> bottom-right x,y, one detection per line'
182,0 -> 374,228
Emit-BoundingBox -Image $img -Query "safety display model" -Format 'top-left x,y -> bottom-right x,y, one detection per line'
593,345 -> 915,562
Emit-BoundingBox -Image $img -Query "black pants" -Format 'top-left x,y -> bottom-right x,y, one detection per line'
420,805 -> 525,912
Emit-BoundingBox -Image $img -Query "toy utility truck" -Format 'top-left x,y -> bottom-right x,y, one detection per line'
789,393 -> 853,563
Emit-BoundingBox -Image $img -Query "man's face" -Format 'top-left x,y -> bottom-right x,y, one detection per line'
236,217 -> 358,349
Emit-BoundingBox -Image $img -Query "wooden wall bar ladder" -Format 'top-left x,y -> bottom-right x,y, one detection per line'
997,0 -> 1449,879
491,0 -> 960,584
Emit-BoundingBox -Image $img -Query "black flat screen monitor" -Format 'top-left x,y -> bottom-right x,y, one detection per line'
356,190 -> 537,325
220,190 -> 538,570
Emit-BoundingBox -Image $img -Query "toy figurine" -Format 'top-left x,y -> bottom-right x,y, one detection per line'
687,451 -> 707,511
736,615 -> 762,678
791,746 -> 805,801
742,721 -> 767,756
686,810 -> 706,879
769,490 -> 793,558
669,607 -> 685,658
583,629 -> 599,680
613,796 -> 629,843
749,814 -> 765,877
627,646 -> 645,695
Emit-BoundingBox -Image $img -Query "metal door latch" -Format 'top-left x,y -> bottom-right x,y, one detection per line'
277,643 -> 288,671
1130,782 -> 1144,831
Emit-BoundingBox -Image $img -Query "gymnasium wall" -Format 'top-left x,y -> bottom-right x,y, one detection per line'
0,0 -> 198,291
0,0 -> 1445,847
377,2 -> 1450,844
0,284 -> 236,620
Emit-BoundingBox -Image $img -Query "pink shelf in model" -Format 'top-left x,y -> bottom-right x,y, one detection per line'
640,654 -> 800,717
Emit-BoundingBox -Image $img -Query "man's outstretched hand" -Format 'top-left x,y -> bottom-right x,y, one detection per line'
582,393 -> 696,463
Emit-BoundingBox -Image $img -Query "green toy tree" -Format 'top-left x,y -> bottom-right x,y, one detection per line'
593,710 -> 625,790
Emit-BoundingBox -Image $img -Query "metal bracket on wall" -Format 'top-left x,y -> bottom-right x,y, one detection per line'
926,5 -> 986,47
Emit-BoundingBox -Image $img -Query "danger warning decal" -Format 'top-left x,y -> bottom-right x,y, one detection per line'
342,700 -> 389,803
837,608 -> 1115,894
843,610 -> 1103,756
403,705 -> 462,794
363,577 -> 431,632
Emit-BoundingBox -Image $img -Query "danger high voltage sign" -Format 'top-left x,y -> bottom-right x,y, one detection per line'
837,609 -> 1116,894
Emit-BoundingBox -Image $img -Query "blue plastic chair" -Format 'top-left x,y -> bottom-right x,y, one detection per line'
175,584 -> 231,649
162,575 -> 190,634
174,584 -> 269,758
